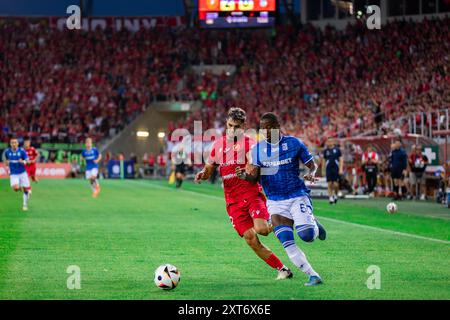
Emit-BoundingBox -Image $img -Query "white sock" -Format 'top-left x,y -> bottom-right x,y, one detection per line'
285,244 -> 319,277
23,192 -> 29,206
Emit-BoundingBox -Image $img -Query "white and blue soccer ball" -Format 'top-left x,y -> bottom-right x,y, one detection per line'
154,264 -> 180,290
386,202 -> 397,214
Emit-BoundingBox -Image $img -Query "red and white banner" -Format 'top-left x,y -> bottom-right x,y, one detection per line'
0,163 -> 71,179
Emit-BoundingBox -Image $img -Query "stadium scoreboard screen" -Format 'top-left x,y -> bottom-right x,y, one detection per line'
199,0 -> 276,28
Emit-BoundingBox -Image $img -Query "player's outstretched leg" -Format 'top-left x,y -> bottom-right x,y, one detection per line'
274,225 -> 322,286
22,187 -> 30,211
90,177 -> 100,198
242,228 -> 292,280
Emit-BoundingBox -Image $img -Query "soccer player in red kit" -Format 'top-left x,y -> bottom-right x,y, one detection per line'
24,138 -> 39,184
195,108 -> 292,280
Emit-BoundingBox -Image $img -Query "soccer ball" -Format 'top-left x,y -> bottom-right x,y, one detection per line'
154,264 -> 180,290
386,202 -> 397,214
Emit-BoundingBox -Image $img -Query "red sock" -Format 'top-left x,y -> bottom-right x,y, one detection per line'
265,253 -> 284,270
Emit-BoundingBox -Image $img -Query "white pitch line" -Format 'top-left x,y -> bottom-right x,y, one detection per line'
316,217 -> 450,245
130,180 -> 450,245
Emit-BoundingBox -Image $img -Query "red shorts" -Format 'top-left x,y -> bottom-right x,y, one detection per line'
226,193 -> 270,237
26,165 -> 36,177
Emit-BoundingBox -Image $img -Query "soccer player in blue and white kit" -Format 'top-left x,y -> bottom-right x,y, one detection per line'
80,138 -> 102,198
4,137 -> 31,211
236,113 -> 326,286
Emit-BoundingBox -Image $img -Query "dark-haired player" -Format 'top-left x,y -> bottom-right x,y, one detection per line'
195,107 -> 292,280
390,139 -> 408,200
236,112 -> 326,286
321,138 -> 343,204
4,137 -> 31,211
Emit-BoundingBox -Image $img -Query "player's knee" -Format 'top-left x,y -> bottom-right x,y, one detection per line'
244,231 -> 260,249
254,225 -> 270,236
13,186 -> 20,192
297,227 -> 316,243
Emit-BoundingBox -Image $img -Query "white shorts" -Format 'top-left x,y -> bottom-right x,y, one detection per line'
85,168 -> 99,179
267,195 -> 319,235
10,172 -> 30,189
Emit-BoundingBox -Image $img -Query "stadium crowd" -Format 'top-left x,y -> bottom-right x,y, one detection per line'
180,18 -> 450,152
1,17 -> 449,148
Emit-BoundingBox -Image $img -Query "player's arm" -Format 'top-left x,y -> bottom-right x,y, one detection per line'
339,155 -> 344,175
299,140 -> 319,183
4,151 -> 9,167
94,153 -> 102,164
195,163 -> 217,182
321,153 -> 326,172
235,163 -> 260,183
34,149 -> 39,163
196,143 -> 220,182
20,151 -> 29,165
237,146 -> 260,183
303,159 -> 319,183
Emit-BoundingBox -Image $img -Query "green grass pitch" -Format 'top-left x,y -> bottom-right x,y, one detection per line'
0,179 -> 449,300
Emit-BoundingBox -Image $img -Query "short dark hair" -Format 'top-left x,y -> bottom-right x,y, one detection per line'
261,112 -> 280,126
227,107 -> 246,123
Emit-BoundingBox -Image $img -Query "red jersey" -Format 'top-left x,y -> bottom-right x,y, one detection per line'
208,135 -> 262,204
25,147 -> 38,164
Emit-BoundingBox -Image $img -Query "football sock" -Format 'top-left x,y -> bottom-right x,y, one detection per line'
264,253 -> 284,270
274,225 -> 319,277
285,245 -> 319,277
23,191 -> 29,206
90,181 -> 95,192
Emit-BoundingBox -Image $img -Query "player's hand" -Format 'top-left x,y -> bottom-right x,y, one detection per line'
303,173 -> 319,184
194,171 -> 206,183
235,167 -> 246,180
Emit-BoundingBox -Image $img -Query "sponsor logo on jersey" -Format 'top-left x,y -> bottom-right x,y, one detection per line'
262,158 -> 292,167
222,173 -> 238,180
